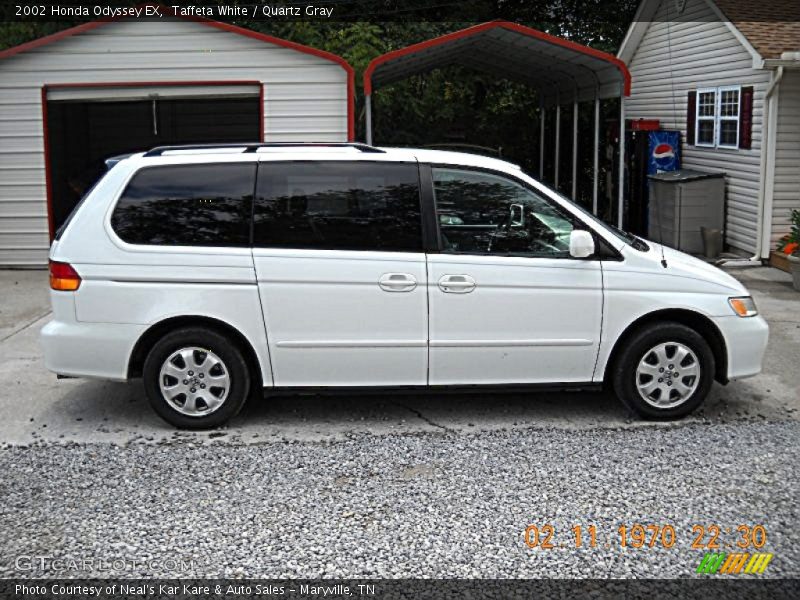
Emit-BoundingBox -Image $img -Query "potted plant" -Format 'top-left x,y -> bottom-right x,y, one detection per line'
777,209 -> 800,291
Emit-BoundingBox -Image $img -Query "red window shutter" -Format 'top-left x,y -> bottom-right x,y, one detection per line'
686,90 -> 696,146
739,86 -> 754,149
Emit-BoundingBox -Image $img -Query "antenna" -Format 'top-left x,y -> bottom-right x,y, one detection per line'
656,0 -> 678,269
652,173 -> 668,268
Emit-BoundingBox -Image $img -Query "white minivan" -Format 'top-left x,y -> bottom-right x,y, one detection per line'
42,143 -> 769,428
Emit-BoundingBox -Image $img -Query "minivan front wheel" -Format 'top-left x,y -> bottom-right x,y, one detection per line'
143,327 -> 250,429
612,322 -> 715,419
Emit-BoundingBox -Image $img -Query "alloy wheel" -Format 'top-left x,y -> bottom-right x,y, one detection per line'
635,342 -> 700,409
158,347 -> 230,416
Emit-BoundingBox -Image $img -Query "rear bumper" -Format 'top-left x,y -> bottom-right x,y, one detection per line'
712,314 -> 769,381
40,318 -> 145,381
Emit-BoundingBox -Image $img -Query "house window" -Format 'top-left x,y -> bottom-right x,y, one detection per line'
718,86 -> 740,148
695,86 -> 741,148
696,88 -> 716,146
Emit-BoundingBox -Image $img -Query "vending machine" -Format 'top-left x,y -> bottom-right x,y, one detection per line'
625,122 -> 681,236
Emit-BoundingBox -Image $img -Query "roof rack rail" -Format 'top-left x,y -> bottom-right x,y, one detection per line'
143,142 -> 384,157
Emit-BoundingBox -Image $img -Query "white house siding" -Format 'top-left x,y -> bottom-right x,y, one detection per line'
0,18 -> 350,266
623,0 -> 770,254
770,70 -> 800,248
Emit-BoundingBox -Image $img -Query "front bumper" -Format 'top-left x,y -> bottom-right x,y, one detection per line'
712,314 -> 769,381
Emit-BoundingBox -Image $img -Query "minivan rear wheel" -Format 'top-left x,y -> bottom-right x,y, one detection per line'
612,322 -> 715,419
143,327 -> 250,429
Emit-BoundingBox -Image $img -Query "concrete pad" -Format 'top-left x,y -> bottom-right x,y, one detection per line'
0,266 -> 797,446
0,269 -> 49,341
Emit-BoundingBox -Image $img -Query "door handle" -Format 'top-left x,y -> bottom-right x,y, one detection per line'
438,274 -> 476,293
379,273 -> 417,292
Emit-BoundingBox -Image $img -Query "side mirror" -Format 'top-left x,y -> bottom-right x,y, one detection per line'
569,229 -> 595,258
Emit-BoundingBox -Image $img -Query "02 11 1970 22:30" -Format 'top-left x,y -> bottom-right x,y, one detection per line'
523,524 -> 768,550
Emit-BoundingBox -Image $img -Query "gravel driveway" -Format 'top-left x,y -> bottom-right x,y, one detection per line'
1,421 -> 798,579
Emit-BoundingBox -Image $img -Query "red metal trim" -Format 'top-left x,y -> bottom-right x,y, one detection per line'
259,84 -> 265,141
363,20 -> 632,97
41,79 -> 266,240
41,87 -> 55,241
44,80 -> 263,89
347,71 -> 355,141
1,3 -> 355,140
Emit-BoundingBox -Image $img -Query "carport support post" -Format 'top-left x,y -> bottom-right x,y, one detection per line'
365,94 -> 373,145
572,101 -> 578,201
554,101 -> 561,189
617,96 -> 625,229
592,96 -> 600,216
539,101 -> 545,180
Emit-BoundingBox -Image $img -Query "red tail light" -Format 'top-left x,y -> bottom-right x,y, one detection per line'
49,260 -> 81,291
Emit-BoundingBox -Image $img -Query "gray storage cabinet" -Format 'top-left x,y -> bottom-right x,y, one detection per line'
647,169 -> 725,254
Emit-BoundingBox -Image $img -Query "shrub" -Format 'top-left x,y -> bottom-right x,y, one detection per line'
777,209 -> 800,257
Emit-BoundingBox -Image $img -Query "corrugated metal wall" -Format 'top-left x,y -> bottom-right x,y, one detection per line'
623,0 -> 769,254
771,70 -> 800,248
0,18 -> 350,266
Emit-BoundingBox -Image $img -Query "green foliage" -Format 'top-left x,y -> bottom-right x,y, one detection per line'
777,209 -> 800,256
0,21 -> 82,48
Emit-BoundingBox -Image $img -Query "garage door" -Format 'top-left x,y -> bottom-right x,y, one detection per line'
45,86 -> 261,233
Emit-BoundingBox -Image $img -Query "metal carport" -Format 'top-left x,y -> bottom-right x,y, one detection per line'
363,21 -> 631,226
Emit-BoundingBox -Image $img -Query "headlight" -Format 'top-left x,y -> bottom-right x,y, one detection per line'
728,296 -> 758,317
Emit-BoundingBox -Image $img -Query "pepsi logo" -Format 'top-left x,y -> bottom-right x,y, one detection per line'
652,143 -> 675,160
648,131 -> 680,173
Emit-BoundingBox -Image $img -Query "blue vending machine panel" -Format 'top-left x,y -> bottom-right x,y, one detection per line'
648,130 -> 681,174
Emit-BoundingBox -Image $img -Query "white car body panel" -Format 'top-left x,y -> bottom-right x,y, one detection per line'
41,145 -> 769,395
43,153 -> 273,384
427,253 -> 602,384
41,287 -> 144,380
594,243 -> 766,382
253,248 -> 427,386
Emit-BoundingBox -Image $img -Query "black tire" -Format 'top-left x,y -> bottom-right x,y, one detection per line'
143,327 -> 251,429
612,321 -> 715,420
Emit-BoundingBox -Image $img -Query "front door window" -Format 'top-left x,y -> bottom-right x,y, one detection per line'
432,168 -> 577,257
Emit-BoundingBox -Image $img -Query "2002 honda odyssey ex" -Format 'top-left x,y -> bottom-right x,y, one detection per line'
42,143 -> 769,428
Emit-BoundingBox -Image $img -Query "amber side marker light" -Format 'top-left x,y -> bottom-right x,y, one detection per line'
49,260 -> 81,291
728,296 -> 757,318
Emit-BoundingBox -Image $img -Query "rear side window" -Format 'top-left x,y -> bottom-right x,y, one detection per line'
253,161 -> 422,252
111,163 -> 256,246
55,171 -> 109,241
